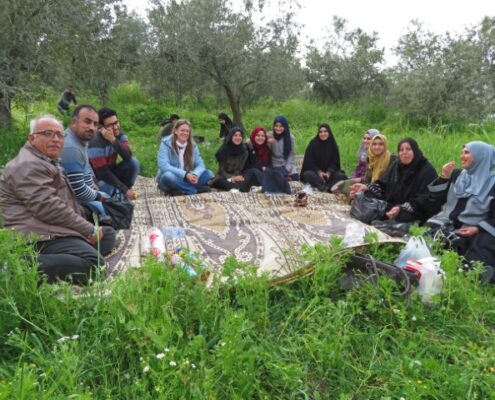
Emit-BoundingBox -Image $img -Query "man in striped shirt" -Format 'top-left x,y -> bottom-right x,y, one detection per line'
60,104 -> 110,218
88,107 -> 140,201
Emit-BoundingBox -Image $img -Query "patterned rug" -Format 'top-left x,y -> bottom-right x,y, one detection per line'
105,176 -> 401,283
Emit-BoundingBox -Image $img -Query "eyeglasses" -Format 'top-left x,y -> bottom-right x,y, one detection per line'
103,120 -> 119,129
33,130 -> 66,139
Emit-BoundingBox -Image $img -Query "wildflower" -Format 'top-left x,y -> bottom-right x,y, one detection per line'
184,359 -> 190,365
57,336 -> 70,343
71,335 -> 79,340
392,308 -> 400,314
164,347 -> 170,353
191,363 -> 196,369
143,365 -> 151,373
155,353 -> 165,360
411,316 -> 417,321
169,361 -> 177,367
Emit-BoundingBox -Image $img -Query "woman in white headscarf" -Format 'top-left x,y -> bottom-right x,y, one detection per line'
426,141 -> 495,283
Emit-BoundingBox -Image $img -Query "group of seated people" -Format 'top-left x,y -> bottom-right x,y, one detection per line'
1,108 -> 494,286
0,105 -> 140,284
156,114 -> 495,283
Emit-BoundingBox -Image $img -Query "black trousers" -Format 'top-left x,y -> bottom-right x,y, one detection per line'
302,170 -> 347,191
35,226 -> 116,285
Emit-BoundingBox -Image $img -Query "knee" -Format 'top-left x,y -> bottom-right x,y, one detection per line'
130,157 -> 140,173
99,226 -> 117,256
158,171 -> 176,188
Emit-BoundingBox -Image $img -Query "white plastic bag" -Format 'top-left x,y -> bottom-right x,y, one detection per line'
142,227 -> 166,261
404,257 -> 445,303
343,221 -> 366,247
394,236 -> 432,268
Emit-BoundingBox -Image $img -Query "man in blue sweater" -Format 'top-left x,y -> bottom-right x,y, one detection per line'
60,104 -> 110,218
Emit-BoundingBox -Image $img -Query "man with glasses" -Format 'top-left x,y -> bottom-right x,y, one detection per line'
88,107 -> 140,200
0,115 -> 116,284
60,104 -> 110,218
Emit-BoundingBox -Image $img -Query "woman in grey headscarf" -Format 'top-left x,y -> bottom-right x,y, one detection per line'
426,141 -> 495,283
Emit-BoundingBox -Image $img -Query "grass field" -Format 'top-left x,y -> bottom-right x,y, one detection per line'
1,85 -> 495,399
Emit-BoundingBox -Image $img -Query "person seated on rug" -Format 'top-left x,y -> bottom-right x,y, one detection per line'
348,134 -> 397,198
359,137 -> 437,235
263,115 -> 297,194
425,141 -> 495,283
88,107 -> 140,201
300,123 -> 347,192
158,113 -> 180,140
157,119 -> 214,196
0,115 -> 116,284
210,126 -> 249,191
218,112 -> 233,141
242,126 -> 271,191
61,104 -> 111,219
350,128 -> 381,183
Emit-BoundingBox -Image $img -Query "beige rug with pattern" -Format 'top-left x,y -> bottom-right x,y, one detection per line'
106,176 -> 401,282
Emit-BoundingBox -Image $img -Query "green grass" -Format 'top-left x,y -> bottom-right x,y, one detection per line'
2,84 -> 495,398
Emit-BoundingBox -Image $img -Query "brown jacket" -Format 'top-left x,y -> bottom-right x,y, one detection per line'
0,142 -> 94,240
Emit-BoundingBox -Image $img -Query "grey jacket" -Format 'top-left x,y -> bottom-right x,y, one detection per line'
0,142 -> 94,241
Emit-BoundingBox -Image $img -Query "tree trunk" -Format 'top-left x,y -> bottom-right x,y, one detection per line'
0,90 -> 12,129
224,85 -> 243,129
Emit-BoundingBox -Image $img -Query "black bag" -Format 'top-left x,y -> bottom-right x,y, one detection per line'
350,191 -> 388,224
102,200 -> 134,230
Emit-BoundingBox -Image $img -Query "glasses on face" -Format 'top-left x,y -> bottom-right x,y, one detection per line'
103,120 -> 119,129
33,130 -> 66,139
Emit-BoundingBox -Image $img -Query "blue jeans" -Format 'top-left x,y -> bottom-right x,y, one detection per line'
98,157 -> 140,200
157,170 -> 214,195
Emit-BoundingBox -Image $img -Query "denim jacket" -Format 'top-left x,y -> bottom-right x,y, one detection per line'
157,135 -> 207,181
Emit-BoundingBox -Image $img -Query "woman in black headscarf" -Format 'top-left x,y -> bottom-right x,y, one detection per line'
300,123 -> 347,192
218,112 -> 233,141
210,126 -> 249,191
367,137 -> 437,224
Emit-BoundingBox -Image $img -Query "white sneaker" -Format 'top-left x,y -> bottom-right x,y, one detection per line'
250,186 -> 262,193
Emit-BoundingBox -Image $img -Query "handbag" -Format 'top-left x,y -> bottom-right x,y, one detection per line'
102,200 -> 134,230
350,191 -> 388,224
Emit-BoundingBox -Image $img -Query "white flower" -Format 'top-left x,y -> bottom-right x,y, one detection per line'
191,363 -> 196,369
57,336 -> 70,343
411,316 -> 417,321
155,353 -> 165,360
143,365 -> 151,373
392,308 -> 400,314
169,361 -> 177,367
164,347 -> 170,352
71,335 -> 79,340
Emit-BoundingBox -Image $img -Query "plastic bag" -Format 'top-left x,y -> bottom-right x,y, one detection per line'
394,236 -> 432,268
142,227 -> 166,261
343,221 -> 366,247
350,191 -> 388,224
404,257 -> 445,303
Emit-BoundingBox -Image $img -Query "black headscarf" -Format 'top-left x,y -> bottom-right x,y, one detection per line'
300,123 -> 341,176
215,126 -> 247,162
273,115 -> 292,160
218,112 -> 233,139
382,137 -> 435,206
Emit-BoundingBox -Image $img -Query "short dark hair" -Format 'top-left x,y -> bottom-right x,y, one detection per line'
98,107 -> 118,125
73,104 -> 97,118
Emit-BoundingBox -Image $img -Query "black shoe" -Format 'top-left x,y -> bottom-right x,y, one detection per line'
197,185 -> 211,194
170,189 -> 185,196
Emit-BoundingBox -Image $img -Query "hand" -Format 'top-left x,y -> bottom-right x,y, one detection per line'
99,191 -> 110,202
266,132 -> 275,145
126,189 -> 137,200
231,175 -> 245,183
386,206 -> 400,219
186,173 -> 198,185
100,127 -> 116,143
87,227 -> 104,245
351,177 -> 362,183
318,171 -> 330,181
349,183 -> 367,198
457,226 -> 479,237
440,161 -> 455,179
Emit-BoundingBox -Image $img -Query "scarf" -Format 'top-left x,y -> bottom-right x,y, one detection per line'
357,128 -> 380,162
176,140 -> 187,170
273,115 -> 292,160
454,141 -> 495,201
249,126 -> 269,167
367,134 -> 391,182
215,127 -> 247,162
218,112 -> 233,139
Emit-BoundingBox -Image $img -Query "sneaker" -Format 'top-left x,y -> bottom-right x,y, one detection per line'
250,186 -> 262,193
197,185 -> 211,194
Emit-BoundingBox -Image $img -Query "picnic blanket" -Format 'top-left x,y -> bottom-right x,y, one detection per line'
106,176 -> 400,282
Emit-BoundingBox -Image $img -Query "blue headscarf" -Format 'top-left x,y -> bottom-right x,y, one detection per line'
273,115 -> 292,160
454,141 -> 495,201
358,128 -> 380,161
